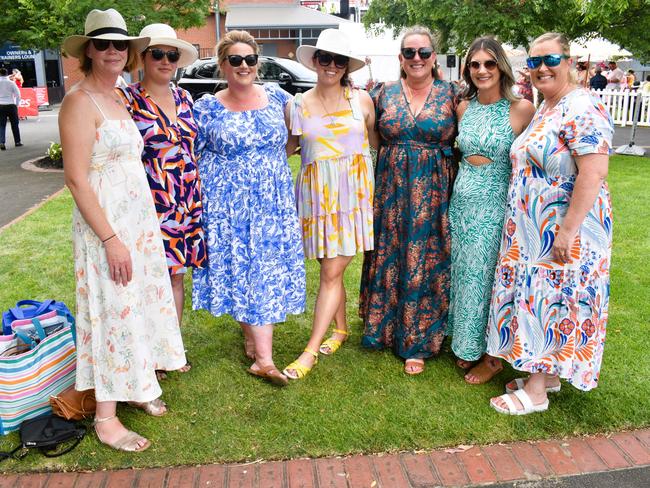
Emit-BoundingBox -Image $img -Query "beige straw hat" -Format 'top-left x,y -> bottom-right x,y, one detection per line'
296,29 -> 366,73
139,24 -> 198,68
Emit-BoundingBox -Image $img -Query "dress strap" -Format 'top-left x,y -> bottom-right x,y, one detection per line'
79,89 -> 108,121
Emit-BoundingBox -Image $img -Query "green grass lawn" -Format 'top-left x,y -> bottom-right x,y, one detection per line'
0,155 -> 649,473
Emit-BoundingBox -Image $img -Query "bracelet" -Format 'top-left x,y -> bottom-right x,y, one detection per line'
101,233 -> 116,243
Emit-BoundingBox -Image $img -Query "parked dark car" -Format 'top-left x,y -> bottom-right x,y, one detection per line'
177,56 -> 317,99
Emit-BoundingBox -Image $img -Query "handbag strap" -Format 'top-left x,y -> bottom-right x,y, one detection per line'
41,434 -> 84,458
0,444 -> 27,463
9,300 -> 55,319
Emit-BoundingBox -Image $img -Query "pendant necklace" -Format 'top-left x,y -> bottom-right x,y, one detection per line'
316,88 -> 343,126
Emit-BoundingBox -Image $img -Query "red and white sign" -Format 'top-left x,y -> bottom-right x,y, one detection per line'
18,88 -> 38,117
34,87 -> 49,107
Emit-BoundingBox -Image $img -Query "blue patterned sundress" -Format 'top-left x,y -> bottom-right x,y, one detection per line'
191,84 -> 306,326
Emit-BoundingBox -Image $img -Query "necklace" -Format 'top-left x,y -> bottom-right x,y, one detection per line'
402,80 -> 431,117
316,88 -> 344,125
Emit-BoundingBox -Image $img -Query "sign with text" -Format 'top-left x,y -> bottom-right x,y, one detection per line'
18,88 -> 38,117
34,87 -> 49,106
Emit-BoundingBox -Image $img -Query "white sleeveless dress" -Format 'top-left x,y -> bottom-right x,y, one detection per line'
71,92 -> 186,402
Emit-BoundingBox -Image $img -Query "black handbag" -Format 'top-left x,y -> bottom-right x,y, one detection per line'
0,415 -> 86,462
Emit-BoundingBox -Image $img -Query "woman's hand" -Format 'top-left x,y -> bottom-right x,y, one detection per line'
552,227 -> 575,264
104,237 -> 133,286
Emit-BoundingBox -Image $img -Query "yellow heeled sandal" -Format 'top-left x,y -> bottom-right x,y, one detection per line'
319,328 -> 349,355
282,348 -> 319,380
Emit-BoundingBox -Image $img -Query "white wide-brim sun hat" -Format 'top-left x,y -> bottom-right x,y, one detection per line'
62,8 -> 150,58
138,23 -> 198,68
296,29 -> 366,73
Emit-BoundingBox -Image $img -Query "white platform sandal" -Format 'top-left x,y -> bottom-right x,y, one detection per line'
490,389 -> 549,416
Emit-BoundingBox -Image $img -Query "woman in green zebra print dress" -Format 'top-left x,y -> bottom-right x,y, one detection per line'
448,37 -> 535,384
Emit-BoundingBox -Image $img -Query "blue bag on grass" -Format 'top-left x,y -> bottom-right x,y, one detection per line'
2,300 -> 74,336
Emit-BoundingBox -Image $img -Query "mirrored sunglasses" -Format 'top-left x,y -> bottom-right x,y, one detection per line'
148,48 -> 181,63
526,54 -> 569,69
400,47 -> 434,60
468,59 -> 498,70
91,39 -> 129,52
227,54 -> 259,67
314,51 -> 349,69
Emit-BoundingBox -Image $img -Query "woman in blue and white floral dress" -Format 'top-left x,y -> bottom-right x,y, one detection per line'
192,31 -> 306,386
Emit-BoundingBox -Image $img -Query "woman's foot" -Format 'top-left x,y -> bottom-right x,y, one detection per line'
94,415 -> 150,452
464,356 -> 503,385
127,397 -> 167,416
319,328 -> 349,355
456,358 -> 476,370
283,348 -> 319,380
404,358 -> 425,375
506,375 -> 561,393
244,339 -> 256,361
490,388 -> 549,415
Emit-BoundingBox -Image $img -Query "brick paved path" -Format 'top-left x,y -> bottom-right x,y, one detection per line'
1,429 -> 648,487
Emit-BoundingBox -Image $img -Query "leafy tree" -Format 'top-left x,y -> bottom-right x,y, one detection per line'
364,0 -> 650,60
0,0 -> 213,51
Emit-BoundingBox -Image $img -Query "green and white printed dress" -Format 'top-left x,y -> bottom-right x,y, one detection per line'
448,97 -> 514,361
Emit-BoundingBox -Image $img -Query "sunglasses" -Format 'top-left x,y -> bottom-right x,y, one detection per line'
468,59 -> 498,70
227,54 -> 259,67
400,47 -> 434,60
91,39 -> 129,52
314,51 -> 349,69
147,48 -> 181,63
526,54 -> 569,69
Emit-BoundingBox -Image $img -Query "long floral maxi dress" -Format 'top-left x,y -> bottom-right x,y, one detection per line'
486,89 -> 614,391
72,93 -> 187,402
119,83 -> 206,275
192,84 -> 306,326
291,87 -> 374,258
448,98 -> 514,361
359,80 -> 458,359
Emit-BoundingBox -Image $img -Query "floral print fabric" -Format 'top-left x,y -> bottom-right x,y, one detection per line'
291,88 -> 374,259
359,80 -> 458,359
448,98 -> 514,361
486,89 -> 614,391
191,84 -> 306,326
119,83 -> 206,275
73,117 -> 187,402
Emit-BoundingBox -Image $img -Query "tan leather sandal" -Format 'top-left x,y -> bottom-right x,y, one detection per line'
93,415 -> 150,452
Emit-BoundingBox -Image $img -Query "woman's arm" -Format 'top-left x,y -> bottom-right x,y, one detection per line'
284,102 -> 299,157
552,153 -> 609,263
60,91 -> 132,285
456,100 -> 469,124
359,90 -> 378,149
510,99 -> 536,136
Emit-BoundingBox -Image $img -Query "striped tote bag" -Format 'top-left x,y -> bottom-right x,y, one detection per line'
0,313 -> 76,435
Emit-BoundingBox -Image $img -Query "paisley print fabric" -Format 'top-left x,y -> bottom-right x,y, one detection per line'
486,88 -> 614,391
359,80 -> 458,359
291,87 -> 374,259
191,84 -> 306,326
72,103 -> 187,402
119,83 -> 206,275
448,98 -> 514,361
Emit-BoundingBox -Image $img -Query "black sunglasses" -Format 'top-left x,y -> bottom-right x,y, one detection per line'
227,54 -> 259,67
314,51 -> 349,69
91,39 -> 129,52
147,48 -> 181,63
400,47 -> 434,60
468,59 -> 498,70
526,54 -> 569,69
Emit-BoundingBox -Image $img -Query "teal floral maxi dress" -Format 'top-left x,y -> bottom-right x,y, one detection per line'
359,80 -> 458,359
448,98 -> 514,361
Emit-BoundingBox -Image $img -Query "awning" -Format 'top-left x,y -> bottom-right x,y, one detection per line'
225,4 -> 349,29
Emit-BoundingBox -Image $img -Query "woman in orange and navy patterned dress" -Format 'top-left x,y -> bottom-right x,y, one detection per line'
119,24 -> 206,338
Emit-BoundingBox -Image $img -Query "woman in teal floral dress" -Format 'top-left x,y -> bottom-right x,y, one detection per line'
359,26 -> 457,375
448,37 -> 534,384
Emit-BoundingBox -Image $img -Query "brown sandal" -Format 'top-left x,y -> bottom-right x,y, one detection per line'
404,358 -> 425,375
247,364 -> 288,386
464,360 -> 503,385
456,358 -> 477,370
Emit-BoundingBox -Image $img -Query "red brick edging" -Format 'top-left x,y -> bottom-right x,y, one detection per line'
1,429 -> 649,487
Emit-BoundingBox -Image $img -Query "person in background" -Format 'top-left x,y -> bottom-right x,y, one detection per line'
589,67 -> 607,91
0,67 -> 22,150
11,69 -> 23,88
448,37 -> 535,385
642,75 -> 650,95
192,31 -> 306,386
515,67 -> 533,102
60,8 -> 187,452
605,60 -> 625,90
359,25 -> 458,375
282,29 -> 376,380
487,32 -> 613,415
626,69 -> 636,89
119,24 -> 206,368
575,62 -> 588,87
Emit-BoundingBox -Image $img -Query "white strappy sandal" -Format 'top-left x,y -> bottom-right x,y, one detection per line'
490,389 -> 549,416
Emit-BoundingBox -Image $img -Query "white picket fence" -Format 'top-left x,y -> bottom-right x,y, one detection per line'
589,89 -> 650,127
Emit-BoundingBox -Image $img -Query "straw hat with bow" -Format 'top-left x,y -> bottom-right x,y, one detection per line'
63,8 -> 150,58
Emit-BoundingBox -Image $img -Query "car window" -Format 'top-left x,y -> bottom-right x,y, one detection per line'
196,62 -> 217,79
259,61 -> 284,81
